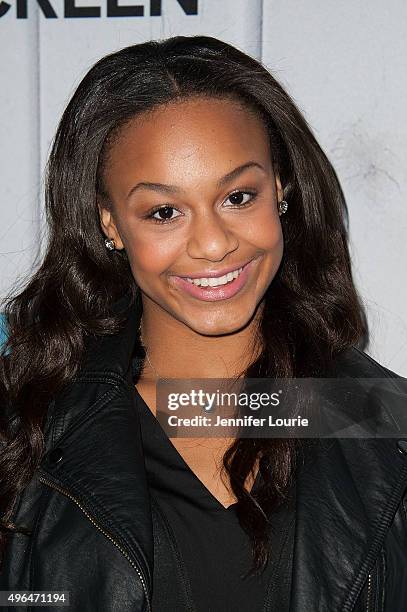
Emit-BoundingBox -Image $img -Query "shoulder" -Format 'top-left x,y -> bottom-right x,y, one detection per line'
329,345 -> 404,380
326,346 -> 407,433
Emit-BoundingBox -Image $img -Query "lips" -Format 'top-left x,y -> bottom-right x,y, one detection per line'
170,257 -> 258,302
177,258 -> 254,280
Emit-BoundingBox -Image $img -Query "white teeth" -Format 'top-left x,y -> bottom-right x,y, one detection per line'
185,266 -> 244,287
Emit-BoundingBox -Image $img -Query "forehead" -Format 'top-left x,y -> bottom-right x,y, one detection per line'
104,97 -> 272,180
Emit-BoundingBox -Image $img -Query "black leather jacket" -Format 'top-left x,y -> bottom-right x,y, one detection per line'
1,297 -> 407,611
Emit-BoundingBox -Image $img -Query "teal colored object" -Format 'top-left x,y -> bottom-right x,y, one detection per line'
0,313 -> 8,350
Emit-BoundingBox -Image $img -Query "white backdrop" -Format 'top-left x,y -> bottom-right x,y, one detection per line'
1,0 -> 406,374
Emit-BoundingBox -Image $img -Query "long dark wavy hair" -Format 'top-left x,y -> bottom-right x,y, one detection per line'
0,35 -> 368,575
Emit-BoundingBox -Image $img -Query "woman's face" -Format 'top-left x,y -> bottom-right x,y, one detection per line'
99,96 -> 284,336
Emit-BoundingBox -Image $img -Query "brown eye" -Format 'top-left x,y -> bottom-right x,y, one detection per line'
229,192 -> 245,205
149,206 -> 182,224
225,190 -> 257,207
154,206 -> 173,220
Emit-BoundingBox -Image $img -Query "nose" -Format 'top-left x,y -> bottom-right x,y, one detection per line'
186,209 -> 239,261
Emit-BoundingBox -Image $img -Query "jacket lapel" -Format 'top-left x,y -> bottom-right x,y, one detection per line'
38,290 -> 154,595
39,386 -> 154,593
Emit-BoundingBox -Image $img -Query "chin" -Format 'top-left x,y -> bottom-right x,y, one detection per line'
185,312 -> 255,337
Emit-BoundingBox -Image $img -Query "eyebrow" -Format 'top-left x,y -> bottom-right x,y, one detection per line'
126,161 -> 266,199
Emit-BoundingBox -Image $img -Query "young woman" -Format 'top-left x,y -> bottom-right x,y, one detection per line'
1,35 -> 406,612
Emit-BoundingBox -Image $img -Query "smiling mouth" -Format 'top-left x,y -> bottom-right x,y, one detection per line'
170,257 -> 259,302
183,264 -> 246,288
175,257 -> 254,284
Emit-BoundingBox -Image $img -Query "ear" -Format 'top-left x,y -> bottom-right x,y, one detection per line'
97,199 -> 125,250
274,172 -> 284,204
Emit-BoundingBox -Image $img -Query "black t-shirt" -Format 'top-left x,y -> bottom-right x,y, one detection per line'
134,387 -> 296,612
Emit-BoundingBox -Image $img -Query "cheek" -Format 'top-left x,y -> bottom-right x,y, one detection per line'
242,208 -> 284,253
124,233 -> 179,282
269,226 -> 284,255
259,225 -> 283,253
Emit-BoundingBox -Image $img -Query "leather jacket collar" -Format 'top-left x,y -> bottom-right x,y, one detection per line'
38,291 -> 407,611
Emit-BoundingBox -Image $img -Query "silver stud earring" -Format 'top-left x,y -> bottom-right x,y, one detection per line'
104,237 -> 116,251
278,200 -> 288,216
